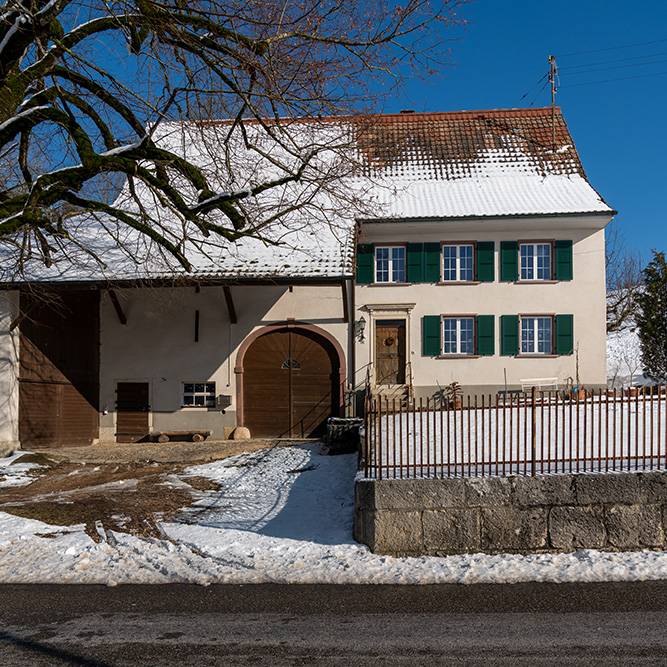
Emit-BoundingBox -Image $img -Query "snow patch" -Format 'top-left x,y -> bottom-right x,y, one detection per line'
1,444 -> 667,584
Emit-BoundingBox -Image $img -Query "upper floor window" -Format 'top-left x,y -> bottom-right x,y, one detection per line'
443,317 -> 475,355
520,243 -> 551,280
375,246 -> 406,283
521,317 -> 552,354
442,244 -> 474,282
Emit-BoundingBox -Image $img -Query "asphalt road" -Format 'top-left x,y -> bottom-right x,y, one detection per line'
1,582 -> 666,665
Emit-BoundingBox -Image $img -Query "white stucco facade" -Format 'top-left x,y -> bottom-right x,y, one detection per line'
355,217 -> 608,398
99,284 -> 349,441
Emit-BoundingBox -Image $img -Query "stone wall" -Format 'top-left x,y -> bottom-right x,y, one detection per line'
354,471 -> 667,556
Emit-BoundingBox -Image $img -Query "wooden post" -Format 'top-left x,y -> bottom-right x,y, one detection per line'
549,55 -> 557,151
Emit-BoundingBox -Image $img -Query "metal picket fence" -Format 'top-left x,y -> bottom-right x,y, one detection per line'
362,387 -> 667,479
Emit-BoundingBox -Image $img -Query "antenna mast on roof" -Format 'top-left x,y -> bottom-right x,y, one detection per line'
548,55 -> 557,150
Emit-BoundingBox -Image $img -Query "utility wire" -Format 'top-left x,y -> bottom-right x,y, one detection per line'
560,70 -> 667,88
528,79 -> 550,106
556,38 -> 667,57
560,51 -> 667,69
562,58 -> 667,76
513,72 -> 549,107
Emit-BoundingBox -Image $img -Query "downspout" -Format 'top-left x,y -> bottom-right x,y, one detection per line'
349,276 -> 356,416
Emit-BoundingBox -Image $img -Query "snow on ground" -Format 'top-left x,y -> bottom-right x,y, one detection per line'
0,450 -> 48,488
2,444 -> 667,585
607,326 -> 648,388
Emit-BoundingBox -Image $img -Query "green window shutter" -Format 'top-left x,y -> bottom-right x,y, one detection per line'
407,243 -> 424,283
424,243 -> 441,282
356,244 -> 374,284
554,240 -> 573,281
423,315 -> 442,356
555,314 -> 574,355
476,315 -> 494,356
476,242 -> 495,282
500,241 -> 518,282
500,315 -> 519,355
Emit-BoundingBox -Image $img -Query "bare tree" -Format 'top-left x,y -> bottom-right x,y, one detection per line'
606,220 -> 642,332
0,0 -> 468,274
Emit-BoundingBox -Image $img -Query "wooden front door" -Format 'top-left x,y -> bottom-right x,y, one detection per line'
243,330 -> 336,438
19,290 -> 100,448
375,320 -> 406,385
115,382 -> 150,443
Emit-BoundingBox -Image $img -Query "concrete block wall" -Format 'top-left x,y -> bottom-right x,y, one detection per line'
354,471 -> 667,556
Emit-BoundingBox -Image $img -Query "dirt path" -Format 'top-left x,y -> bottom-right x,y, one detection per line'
28,437 -> 318,465
0,439 -> 319,543
0,455 -> 224,541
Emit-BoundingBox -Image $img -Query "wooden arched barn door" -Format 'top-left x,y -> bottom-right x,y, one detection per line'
242,328 -> 338,437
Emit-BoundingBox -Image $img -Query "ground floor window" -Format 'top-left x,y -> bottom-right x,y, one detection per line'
183,382 -> 216,407
443,317 -> 475,355
521,317 -> 552,354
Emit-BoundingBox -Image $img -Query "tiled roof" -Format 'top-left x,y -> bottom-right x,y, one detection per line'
355,107 -> 613,219
3,108 -> 613,284
359,108 -> 585,179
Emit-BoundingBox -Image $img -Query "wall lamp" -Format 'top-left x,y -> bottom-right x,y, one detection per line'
355,316 -> 366,342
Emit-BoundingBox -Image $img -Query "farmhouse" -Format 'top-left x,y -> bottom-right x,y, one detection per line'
0,107 -> 615,452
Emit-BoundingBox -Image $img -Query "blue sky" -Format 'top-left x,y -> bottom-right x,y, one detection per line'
383,0 -> 667,260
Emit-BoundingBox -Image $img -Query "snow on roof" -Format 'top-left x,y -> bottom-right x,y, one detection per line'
2,107 -> 613,284
357,107 -> 614,219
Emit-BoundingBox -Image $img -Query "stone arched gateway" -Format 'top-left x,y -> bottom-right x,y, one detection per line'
235,322 -> 346,438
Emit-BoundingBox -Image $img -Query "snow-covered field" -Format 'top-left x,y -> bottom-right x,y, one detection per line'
2,444 -> 667,585
607,326 -> 647,388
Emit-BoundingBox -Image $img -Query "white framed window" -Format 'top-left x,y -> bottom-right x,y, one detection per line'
442,244 -> 474,282
375,246 -> 406,283
183,382 -> 216,407
520,243 -> 552,280
521,317 -> 552,354
443,317 -> 475,355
